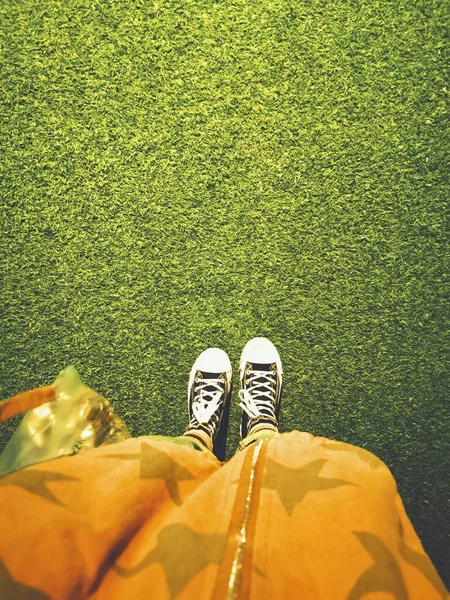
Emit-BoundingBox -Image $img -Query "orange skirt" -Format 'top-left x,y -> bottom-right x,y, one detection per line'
0,430 -> 448,599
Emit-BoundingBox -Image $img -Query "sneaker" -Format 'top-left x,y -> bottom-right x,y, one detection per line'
238,337 -> 283,440
184,348 -> 232,461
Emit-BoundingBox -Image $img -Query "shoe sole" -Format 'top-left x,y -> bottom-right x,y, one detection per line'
188,348 -> 233,461
239,337 -> 283,439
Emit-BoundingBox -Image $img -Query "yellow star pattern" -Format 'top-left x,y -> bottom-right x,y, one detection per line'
0,467 -> 78,507
0,558 -> 50,599
102,441 -> 196,505
347,531 -> 408,599
114,523 -> 227,600
263,456 -> 355,516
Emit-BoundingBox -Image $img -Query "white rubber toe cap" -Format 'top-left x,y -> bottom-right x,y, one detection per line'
240,337 -> 283,375
194,348 -> 232,374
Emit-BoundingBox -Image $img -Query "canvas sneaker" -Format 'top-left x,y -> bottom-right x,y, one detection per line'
238,337 -> 283,440
184,347 -> 232,461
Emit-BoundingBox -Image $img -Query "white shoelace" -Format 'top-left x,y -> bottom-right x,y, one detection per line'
192,378 -> 223,425
238,370 -> 276,419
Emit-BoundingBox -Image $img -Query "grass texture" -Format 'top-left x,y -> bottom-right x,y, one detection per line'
1,0 -> 449,586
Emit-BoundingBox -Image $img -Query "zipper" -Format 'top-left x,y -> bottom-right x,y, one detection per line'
226,439 -> 265,600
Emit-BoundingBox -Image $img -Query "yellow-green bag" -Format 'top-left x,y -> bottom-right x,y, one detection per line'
0,365 -> 131,476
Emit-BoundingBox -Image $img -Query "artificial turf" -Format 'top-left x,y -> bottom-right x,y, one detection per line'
0,0 -> 449,586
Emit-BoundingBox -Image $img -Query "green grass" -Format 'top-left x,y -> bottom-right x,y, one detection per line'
1,0 -> 449,586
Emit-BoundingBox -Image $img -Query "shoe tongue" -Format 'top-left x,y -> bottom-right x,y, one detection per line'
200,371 -> 222,378
251,363 -> 272,371
249,363 -> 274,405
251,364 -> 273,388
199,371 -> 223,395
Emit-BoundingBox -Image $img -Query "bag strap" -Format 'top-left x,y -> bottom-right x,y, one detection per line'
0,386 -> 56,422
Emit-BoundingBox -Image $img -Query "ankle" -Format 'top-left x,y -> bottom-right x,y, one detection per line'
247,422 -> 278,438
184,429 -> 212,451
